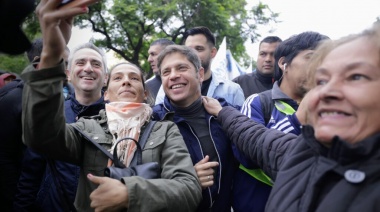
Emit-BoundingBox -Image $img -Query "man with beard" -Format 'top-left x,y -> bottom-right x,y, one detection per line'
155,26 -> 244,107
146,38 -> 175,101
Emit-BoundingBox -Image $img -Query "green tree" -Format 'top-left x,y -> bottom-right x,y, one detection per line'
0,10 -> 41,74
1,0 -> 278,77
76,0 -> 278,77
0,55 -> 29,74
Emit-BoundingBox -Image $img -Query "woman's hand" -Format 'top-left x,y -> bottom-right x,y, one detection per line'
202,96 -> 223,117
36,0 -> 89,69
88,174 -> 129,211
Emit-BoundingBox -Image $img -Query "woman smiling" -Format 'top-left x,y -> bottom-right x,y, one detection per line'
202,22 -> 380,212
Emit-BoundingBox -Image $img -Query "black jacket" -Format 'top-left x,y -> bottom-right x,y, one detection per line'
0,79 -> 25,211
218,106 -> 380,212
232,70 -> 273,98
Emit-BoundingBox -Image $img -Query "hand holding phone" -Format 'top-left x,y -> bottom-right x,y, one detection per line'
59,0 -> 100,9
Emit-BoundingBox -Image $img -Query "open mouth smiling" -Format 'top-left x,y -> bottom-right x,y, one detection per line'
170,84 -> 186,89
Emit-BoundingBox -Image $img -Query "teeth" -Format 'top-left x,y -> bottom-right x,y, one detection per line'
320,111 -> 344,117
83,77 -> 94,80
172,84 -> 184,89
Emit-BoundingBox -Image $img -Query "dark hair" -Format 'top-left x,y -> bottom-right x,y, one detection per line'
181,26 -> 216,47
106,62 -> 154,105
260,36 -> 282,45
273,32 -> 329,82
157,45 -> 201,74
26,38 -> 43,62
27,38 -> 70,64
150,38 -> 175,48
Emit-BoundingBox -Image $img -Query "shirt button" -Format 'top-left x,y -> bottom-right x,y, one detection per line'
93,136 -> 99,140
344,170 -> 365,183
149,142 -> 154,145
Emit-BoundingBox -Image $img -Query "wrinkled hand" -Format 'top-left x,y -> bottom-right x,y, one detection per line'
36,0 -> 89,69
194,155 -> 219,189
87,174 -> 129,212
202,96 -> 222,117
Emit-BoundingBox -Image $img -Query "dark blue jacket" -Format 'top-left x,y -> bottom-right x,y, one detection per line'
14,93 -> 105,212
0,79 -> 25,212
153,97 -> 238,212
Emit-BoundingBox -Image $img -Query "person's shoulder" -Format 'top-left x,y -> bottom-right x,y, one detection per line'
233,72 -> 255,81
260,89 -> 272,96
0,79 -> 23,95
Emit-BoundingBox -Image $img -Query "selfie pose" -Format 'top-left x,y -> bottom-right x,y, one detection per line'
21,1 -> 201,211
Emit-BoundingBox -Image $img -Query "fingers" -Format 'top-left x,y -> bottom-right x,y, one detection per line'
200,174 -> 214,189
195,155 -> 209,166
194,156 -> 219,189
87,173 -> 105,185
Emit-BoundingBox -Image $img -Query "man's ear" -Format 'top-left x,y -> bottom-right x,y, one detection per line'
199,67 -> 205,83
103,73 -> 109,86
211,47 -> 217,59
278,57 -> 286,72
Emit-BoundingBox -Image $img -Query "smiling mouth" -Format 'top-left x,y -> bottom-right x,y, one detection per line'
80,76 -> 95,80
319,111 -> 350,117
170,84 -> 186,89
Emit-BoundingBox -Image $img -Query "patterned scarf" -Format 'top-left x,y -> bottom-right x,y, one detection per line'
106,102 -> 152,167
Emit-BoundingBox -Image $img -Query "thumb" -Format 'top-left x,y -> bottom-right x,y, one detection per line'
202,96 -> 208,103
87,173 -> 105,185
200,155 -> 210,164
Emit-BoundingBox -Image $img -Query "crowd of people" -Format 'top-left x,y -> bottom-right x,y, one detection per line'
1,0 -> 380,211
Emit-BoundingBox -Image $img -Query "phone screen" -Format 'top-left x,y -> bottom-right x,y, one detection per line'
60,0 -> 73,7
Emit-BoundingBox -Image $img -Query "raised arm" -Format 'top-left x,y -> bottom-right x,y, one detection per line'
21,0 -> 93,163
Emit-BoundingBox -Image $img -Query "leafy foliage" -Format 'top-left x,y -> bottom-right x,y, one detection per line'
1,0 -> 278,77
76,0 -> 278,77
0,55 -> 29,74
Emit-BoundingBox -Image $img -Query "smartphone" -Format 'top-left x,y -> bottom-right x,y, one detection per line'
59,0 -> 99,9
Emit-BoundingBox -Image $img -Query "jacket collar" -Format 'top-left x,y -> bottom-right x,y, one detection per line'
302,125 -> 380,165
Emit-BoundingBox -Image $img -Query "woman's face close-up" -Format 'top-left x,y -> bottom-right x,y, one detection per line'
105,64 -> 147,103
308,37 -> 380,145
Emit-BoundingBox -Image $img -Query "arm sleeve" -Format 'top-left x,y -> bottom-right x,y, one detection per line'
21,62 -> 83,165
217,106 -> 297,180
123,122 -> 202,212
233,85 -> 245,107
240,94 -> 266,125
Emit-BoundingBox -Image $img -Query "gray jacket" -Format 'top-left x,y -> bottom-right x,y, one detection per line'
21,62 -> 202,212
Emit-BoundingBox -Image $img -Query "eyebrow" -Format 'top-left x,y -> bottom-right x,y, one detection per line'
75,58 -> 102,64
316,62 -> 377,74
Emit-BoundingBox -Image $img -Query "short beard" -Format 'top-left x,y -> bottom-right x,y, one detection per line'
202,59 -> 211,74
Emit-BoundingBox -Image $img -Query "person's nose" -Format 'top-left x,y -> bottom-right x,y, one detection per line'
168,69 -> 180,80
318,78 -> 344,102
148,55 -> 153,63
265,54 -> 273,62
122,76 -> 131,86
83,61 -> 93,72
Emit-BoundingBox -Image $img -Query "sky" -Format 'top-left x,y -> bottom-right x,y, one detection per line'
246,0 -> 380,60
68,0 -> 380,65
